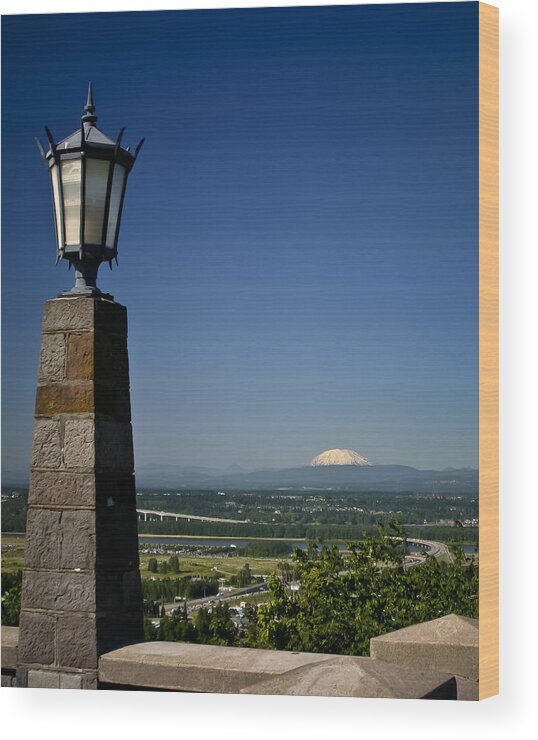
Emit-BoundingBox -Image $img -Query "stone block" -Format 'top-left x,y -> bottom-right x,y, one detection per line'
66,332 -> 94,381
369,614 -> 479,682
94,382 -> 131,421
456,676 -> 479,701
1,626 -> 19,670
56,615 -> 98,669
15,666 -> 28,686
94,332 -> 129,379
59,510 -> 96,570
94,299 -> 127,336
95,580 -> 122,613
27,669 -> 61,689
38,333 -> 66,382
95,420 -> 134,471
63,418 -> 95,469
29,471 -> 96,507
42,297 -> 94,333
58,671 -> 97,689
121,570 -> 144,611
35,384 -> 94,416
96,612 -> 144,655
96,569 -> 142,612
22,570 -> 95,612
81,672 -> 99,690
17,612 -> 55,665
24,509 -> 61,569
59,672 -> 83,689
96,504 -> 139,567
31,419 -> 61,469
95,473 -> 135,508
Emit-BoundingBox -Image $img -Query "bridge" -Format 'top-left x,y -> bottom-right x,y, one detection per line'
406,537 -> 454,563
137,508 -> 248,524
136,511 -> 454,563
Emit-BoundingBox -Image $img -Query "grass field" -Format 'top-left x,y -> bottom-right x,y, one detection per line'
139,553 -> 286,580
2,535 -> 476,581
1,535 -> 288,581
1,536 -> 25,574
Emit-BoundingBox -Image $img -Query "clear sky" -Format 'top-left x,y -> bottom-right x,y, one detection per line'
1,3 -> 478,481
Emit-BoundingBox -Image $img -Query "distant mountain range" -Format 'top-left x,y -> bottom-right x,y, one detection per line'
134,463 -> 478,494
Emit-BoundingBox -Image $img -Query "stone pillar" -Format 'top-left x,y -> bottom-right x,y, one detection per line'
16,296 -> 144,690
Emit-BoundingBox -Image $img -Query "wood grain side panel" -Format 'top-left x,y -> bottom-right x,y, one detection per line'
478,1 -> 499,701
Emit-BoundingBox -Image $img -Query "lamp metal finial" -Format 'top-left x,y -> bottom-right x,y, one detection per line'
82,82 -> 97,125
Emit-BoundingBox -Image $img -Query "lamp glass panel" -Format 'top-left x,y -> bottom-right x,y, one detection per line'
61,159 -> 82,246
105,164 -> 126,247
84,158 -> 110,244
50,164 -> 63,250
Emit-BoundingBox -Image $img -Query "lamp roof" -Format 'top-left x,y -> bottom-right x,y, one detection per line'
49,82 -> 120,152
39,83 -> 144,171
56,126 -> 116,149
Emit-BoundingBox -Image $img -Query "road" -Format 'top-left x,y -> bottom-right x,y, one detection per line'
164,582 -> 268,615
406,537 -> 454,563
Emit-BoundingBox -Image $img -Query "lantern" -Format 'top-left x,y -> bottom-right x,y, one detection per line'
36,83 -> 144,294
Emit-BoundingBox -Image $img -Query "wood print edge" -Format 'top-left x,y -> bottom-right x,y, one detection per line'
478,0 -> 499,701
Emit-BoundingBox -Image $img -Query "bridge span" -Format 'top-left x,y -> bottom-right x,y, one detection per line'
137,508 -> 248,525
404,537 -> 454,564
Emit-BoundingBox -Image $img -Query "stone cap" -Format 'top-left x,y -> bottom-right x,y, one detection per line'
370,614 -> 478,683
99,641 -> 456,699
238,654 -> 456,699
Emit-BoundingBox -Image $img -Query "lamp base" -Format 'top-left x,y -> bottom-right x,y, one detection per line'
64,285 -> 102,295
61,260 -> 110,298
57,290 -> 114,301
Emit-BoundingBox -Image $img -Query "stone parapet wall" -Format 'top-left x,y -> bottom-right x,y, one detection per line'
3,628 -> 457,699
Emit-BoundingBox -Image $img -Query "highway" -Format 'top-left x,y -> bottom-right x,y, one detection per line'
405,537 -> 454,564
163,582 -> 268,615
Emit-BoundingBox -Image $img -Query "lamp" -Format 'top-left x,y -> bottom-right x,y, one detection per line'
36,82 -> 144,295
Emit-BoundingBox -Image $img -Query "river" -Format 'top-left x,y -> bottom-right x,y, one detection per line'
3,532 -> 476,554
138,535 -> 477,554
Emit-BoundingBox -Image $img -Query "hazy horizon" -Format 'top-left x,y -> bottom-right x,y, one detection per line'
1,455 -> 479,489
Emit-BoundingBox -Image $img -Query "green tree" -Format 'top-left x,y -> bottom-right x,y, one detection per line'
255,520 -> 478,657
278,561 -> 293,584
194,607 -> 212,643
144,618 -> 158,641
1,571 -> 22,626
237,563 -> 252,588
147,558 -> 158,573
209,602 -> 237,646
158,560 -> 169,575
240,603 -> 259,647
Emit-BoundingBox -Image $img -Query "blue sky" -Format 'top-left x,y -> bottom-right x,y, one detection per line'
1,3 -> 478,481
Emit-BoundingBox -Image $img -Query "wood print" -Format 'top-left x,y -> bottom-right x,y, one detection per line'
1,2 -> 498,699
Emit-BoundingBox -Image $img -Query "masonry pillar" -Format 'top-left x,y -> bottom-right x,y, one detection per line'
16,295 -> 144,689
